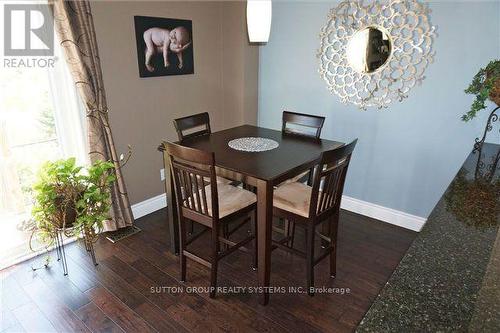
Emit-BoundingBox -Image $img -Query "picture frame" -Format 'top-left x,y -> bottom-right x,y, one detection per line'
134,15 -> 194,78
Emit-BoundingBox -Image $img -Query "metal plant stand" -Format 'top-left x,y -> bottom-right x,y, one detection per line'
52,227 -> 98,276
473,106 -> 499,153
474,143 -> 500,182
83,229 -> 98,267
54,229 -> 69,275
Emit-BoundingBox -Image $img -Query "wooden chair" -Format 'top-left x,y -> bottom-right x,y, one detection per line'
282,110 -> 325,140
165,142 -> 257,298
173,112 -> 232,186
173,112 -> 235,234
281,111 -> 326,185
272,139 -> 357,295
276,111 -> 327,246
173,112 -> 212,141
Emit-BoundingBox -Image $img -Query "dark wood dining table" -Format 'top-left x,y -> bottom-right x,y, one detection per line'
161,125 -> 344,304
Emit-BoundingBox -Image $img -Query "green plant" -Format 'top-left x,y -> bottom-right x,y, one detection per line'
463,60 -> 500,121
30,158 -> 116,247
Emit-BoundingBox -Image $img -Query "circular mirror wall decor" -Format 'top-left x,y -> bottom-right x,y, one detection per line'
317,0 -> 436,109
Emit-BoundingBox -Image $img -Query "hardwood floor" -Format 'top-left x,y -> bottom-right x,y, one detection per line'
1,208 -> 415,333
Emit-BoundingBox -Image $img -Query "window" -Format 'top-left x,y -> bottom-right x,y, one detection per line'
0,11 -> 87,268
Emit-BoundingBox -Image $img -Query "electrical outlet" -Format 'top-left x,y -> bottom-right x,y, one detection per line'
160,168 -> 165,181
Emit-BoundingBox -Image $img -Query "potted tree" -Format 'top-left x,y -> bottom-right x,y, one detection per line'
30,157 -> 116,273
463,60 -> 500,152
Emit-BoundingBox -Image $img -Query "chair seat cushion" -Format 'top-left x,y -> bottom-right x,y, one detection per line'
216,176 -> 232,185
277,170 -> 309,187
181,177 -> 233,200
200,176 -> 232,185
273,182 -> 313,218
187,183 -> 256,218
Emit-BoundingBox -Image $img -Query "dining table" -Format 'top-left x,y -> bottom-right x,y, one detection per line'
160,125 -> 344,304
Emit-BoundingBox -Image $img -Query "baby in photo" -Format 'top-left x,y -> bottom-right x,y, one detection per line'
143,26 -> 192,72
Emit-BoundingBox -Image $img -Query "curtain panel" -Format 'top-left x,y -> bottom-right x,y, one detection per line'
50,0 -> 134,231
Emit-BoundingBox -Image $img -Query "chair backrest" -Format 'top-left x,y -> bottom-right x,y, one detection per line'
282,111 -> 326,139
308,139 -> 358,219
165,142 -> 219,220
173,112 -> 211,141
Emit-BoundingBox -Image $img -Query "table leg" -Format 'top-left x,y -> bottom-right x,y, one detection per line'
163,155 -> 179,254
256,179 -> 273,305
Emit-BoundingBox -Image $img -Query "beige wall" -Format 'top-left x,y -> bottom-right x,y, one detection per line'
91,1 -> 259,205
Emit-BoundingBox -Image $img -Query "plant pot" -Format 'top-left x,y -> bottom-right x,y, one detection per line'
54,196 -> 77,230
487,71 -> 500,106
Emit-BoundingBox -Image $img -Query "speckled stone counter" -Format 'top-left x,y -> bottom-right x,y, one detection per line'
357,143 -> 500,332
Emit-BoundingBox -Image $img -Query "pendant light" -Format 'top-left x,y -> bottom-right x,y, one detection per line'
246,0 -> 272,43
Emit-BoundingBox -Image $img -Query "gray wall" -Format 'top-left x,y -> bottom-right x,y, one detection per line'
258,1 -> 499,218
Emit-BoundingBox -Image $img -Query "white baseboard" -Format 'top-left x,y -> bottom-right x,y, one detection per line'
131,193 -> 167,219
131,192 -> 426,232
340,195 -> 426,232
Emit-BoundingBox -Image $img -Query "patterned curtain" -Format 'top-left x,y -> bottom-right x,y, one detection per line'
50,0 -> 134,231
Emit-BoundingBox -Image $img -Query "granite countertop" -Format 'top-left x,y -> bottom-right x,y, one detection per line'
357,143 -> 500,332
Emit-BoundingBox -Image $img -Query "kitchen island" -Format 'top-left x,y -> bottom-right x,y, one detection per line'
358,143 -> 500,332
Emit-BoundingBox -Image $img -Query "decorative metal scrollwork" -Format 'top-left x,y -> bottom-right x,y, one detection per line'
473,106 -> 499,154
317,0 -> 436,109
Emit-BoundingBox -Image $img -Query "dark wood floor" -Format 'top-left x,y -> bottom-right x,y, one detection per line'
1,208 -> 415,333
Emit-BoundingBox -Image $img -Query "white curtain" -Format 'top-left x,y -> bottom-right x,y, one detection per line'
47,42 -> 88,166
27,0 -> 88,166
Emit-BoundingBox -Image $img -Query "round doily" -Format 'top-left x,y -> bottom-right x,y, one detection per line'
228,137 -> 279,152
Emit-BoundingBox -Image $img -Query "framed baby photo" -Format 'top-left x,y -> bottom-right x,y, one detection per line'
134,15 -> 194,78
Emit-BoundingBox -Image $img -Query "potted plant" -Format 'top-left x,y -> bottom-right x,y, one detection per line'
463,60 -> 500,121
30,158 -> 116,266
463,60 -> 500,152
